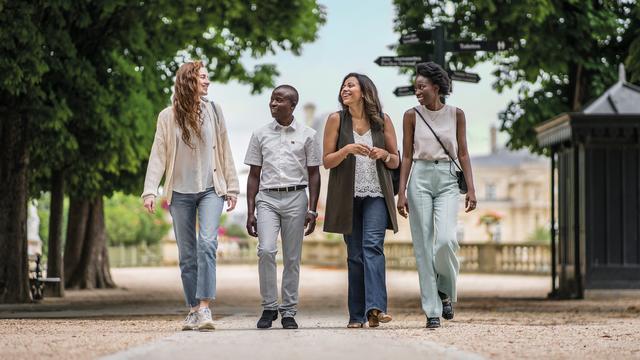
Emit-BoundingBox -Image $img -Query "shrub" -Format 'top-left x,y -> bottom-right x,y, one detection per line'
105,193 -> 170,246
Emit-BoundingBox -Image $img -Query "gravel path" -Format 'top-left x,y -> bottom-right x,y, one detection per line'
1,266 -> 639,359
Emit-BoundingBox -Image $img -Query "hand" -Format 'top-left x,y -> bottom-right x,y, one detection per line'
368,147 -> 389,161
346,143 -> 371,156
226,196 -> 237,212
465,191 -> 477,212
246,214 -> 258,237
143,197 -> 156,214
304,213 -> 317,236
396,194 -> 409,218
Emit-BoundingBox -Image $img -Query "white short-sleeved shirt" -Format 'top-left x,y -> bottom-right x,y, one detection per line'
244,119 -> 322,190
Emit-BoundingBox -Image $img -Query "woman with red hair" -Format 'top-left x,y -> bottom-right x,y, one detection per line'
142,61 -> 239,331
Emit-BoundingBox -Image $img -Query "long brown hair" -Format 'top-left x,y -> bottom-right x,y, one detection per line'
338,73 -> 384,131
173,61 -> 204,148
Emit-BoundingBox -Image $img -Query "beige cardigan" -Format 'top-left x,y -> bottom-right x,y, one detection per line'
141,101 -> 239,204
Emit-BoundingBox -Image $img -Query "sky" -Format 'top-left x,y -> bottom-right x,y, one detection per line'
205,0 -> 520,173
197,0 -> 523,220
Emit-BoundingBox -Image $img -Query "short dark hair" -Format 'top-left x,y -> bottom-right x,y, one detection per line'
416,62 -> 451,96
273,84 -> 299,106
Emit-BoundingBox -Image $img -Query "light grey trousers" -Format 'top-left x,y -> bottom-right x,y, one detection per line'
408,160 -> 460,318
256,189 -> 308,318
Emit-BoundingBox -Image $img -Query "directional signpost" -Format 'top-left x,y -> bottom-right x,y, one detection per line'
374,56 -> 430,67
446,40 -> 513,52
393,86 -> 415,97
399,30 -> 434,45
377,24 -> 513,96
448,70 -> 481,84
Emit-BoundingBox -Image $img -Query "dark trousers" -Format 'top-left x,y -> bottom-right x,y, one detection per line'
344,196 -> 388,323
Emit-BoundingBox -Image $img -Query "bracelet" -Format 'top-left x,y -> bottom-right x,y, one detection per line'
383,152 -> 391,163
307,210 -> 318,218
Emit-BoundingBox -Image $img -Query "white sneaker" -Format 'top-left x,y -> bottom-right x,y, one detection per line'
197,307 -> 215,331
182,311 -> 200,331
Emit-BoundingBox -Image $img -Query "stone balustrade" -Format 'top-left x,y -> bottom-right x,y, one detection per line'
109,239 -> 551,275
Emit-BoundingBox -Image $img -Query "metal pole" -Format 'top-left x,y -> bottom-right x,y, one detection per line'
434,25 -> 445,67
433,25 -> 446,103
549,149 -> 557,298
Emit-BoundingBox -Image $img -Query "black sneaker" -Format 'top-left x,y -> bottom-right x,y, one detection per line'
281,317 -> 298,329
257,310 -> 278,329
426,317 -> 441,329
438,291 -> 454,320
442,299 -> 454,320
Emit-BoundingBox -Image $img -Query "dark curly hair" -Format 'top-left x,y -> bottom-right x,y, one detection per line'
338,73 -> 384,131
416,62 -> 451,97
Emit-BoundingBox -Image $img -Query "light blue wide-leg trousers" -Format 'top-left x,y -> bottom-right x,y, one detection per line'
408,160 -> 460,318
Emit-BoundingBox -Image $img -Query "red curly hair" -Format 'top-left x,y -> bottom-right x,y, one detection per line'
173,61 -> 204,148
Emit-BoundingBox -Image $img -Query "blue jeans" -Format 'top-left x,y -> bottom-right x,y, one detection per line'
169,187 -> 225,308
344,196 -> 389,323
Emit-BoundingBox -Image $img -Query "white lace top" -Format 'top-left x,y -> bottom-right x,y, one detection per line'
353,130 -> 383,198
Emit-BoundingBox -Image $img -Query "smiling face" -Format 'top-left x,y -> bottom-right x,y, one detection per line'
414,74 -> 440,105
340,76 -> 363,106
269,87 -> 296,121
197,67 -> 210,97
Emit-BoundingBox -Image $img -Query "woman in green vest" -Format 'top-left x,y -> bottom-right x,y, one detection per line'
323,73 -> 400,328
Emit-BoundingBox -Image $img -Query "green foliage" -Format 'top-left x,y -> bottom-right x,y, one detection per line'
526,226 -> 551,244
104,192 -> 170,246
224,223 -> 249,239
393,0 -> 640,152
1,1 -> 326,199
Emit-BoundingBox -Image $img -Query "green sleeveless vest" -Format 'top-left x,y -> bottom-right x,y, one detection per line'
323,110 -> 398,234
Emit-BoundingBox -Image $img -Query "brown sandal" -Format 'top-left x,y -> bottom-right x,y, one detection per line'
367,310 -> 380,328
377,311 -> 392,323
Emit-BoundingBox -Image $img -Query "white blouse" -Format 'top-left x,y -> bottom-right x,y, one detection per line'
172,103 -> 216,194
353,130 -> 383,198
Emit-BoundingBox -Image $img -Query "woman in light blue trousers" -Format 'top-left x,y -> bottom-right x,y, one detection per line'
396,62 -> 477,329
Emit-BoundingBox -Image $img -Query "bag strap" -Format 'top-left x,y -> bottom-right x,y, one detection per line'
206,100 -> 220,126
413,106 -> 463,172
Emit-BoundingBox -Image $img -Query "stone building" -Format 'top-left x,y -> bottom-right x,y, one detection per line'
457,127 -> 550,243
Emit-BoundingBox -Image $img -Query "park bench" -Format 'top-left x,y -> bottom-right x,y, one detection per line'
28,254 -> 61,301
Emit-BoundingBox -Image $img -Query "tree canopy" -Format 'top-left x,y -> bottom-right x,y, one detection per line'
0,0 -> 326,301
393,0 -> 640,151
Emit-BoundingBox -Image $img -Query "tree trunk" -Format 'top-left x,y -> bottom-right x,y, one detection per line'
47,170 -> 65,297
64,196 -> 115,289
0,117 -> 31,303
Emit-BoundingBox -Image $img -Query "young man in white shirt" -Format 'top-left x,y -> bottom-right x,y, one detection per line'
244,85 -> 321,329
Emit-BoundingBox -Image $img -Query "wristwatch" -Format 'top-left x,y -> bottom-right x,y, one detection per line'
383,152 -> 391,163
307,210 -> 318,218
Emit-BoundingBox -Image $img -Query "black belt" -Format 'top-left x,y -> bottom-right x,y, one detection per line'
265,185 -> 307,192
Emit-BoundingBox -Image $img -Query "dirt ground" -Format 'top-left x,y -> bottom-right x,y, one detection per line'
1,266 -> 639,359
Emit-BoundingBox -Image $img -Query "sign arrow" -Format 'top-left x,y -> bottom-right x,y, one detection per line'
393,86 -> 415,97
399,30 -> 434,45
446,40 -> 513,52
448,70 -> 481,83
374,56 -> 429,67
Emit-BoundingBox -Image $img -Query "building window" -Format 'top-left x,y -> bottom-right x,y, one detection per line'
493,223 -> 502,243
486,183 -> 497,200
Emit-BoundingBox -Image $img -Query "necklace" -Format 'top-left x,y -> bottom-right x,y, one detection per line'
424,104 -> 446,123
